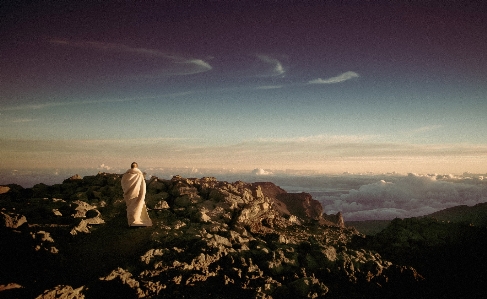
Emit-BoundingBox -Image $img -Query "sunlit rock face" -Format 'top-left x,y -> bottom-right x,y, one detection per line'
1,211 -> 27,229
0,173 -> 427,298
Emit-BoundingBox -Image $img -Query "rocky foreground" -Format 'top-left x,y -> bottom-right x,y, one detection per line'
1,173 -> 484,298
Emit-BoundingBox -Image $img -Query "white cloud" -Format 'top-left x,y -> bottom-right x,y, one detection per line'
50,39 -> 212,76
0,91 -> 193,111
343,208 -> 409,220
252,168 -> 273,175
99,164 -> 111,170
256,55 -> 285,77
308,71 -> 359,84
185,59 -> 212,73
321,173 -> 487,221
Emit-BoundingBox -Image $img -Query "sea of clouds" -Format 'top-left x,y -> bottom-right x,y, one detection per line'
315,173 -> 487,221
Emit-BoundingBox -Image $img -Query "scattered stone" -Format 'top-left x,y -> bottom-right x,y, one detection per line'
0,186 -> 10,195
288,277 -> 329,298
67,174 -> 83,181
154,200 -> 170,209
70,216 -> 105,235
71,201 -> 97,218
0,283 -> 23,291
1,211 -> 27,228
35,285 -> 85,299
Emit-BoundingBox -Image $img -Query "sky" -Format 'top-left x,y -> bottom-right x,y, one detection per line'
1,0 -> 487,175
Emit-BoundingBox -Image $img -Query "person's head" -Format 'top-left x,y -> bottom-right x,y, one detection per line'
131,162 -> 138,169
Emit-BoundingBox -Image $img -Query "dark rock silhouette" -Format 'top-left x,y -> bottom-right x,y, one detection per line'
0,173 -> 447,298
427,202 -> 487,227
351,217 -> 487,298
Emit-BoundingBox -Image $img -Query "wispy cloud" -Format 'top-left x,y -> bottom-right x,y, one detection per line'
405,125 -> 443,135
12,118 -> 38,123
50,39 -> 212,76
256,134 -> 379,143
0,102 -> 67,111
256,55 -> 285,77
98,163 -> 111,171
255,85 -> 283,90
2,137 -> 487,174
308,71 -> 359,84
184,59 -> 213,73
0,92 -> 193,111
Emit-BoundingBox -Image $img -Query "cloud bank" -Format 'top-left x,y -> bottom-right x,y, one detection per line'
321,173 -> 487,221
2,135 -> 487,175
308,71 -> 359,84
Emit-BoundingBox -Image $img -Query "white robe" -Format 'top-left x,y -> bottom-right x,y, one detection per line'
121,168 -> 152,227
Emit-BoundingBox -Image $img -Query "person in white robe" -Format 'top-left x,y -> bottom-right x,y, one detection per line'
121,162 -> 153,227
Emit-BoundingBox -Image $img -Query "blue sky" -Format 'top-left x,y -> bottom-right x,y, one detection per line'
1,1 -> 486,174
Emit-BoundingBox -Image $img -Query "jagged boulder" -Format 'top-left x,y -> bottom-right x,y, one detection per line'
322,211 -> 345,228
154,200 -> 170,210
71,200 -> 97,218
253,182 -> 324,221
0,186 -> 10,195
64,174 -> 83,182
1,211 -> 27,228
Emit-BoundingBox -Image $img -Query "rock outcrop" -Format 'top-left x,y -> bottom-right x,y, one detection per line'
0,173 -> 424,298
1,211 -> 27,228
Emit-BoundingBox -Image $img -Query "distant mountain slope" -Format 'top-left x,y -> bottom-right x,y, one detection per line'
346,220 -> 392,236
426,202 -> 487,226
348,202 -> 487,236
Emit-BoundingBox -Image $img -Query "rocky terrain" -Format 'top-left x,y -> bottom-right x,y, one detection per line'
2,172 -> 482,298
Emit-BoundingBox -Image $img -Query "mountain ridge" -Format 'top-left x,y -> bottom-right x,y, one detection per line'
348,202 -> 487,236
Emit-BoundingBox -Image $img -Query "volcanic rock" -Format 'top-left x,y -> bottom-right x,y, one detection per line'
0,186 -> 10,195
0,283 -> 22,291
1,211 -> 27,228
0,173 -> 426,299
34,285 -> 85,299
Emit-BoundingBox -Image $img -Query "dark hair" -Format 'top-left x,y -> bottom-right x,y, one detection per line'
131,162 -> 138,169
